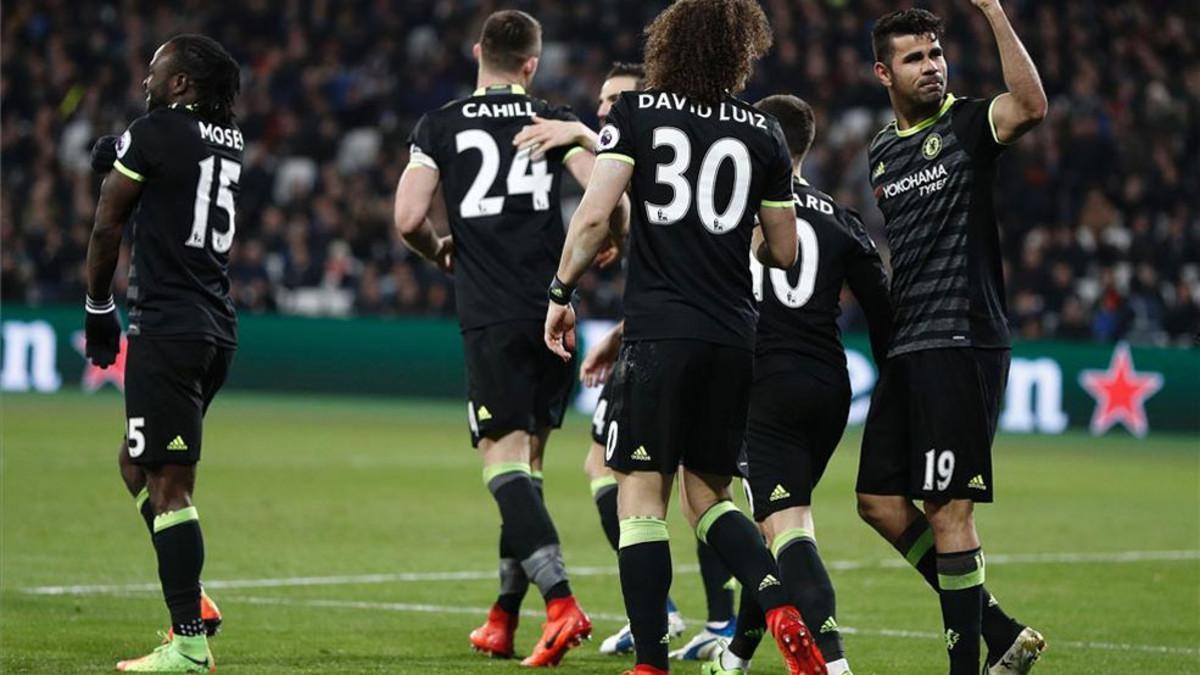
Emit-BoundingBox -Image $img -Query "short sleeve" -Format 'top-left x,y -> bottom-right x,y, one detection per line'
406,114 -> 440,171
760,123 -> 795,208
952,96 -> 1007,162
113,115 -> 162,182
595,94 -> 635,166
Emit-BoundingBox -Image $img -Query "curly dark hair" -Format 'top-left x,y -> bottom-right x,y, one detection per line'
167,34 -> 240,125
643,0 -> 773,104
872,8 -> 945,66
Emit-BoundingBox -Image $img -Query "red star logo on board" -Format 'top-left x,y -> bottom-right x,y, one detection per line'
1078,342 -> 1163,438
71,330 -> 127,392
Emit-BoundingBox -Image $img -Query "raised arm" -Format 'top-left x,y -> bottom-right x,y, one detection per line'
973,0 -> 1047,144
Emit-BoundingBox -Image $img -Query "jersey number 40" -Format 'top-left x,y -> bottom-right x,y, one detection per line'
186,155 -> 240,253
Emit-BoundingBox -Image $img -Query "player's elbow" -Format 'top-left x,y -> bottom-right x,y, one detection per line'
769,240 -> 798,269
393,205 -> 425,237
1018,90 -> 1048,127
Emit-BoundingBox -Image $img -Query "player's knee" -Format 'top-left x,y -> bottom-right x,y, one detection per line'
583,443 -> 608,480
856,493 -> 890,528
925,499 -> 974,535
117,441 -> 145,496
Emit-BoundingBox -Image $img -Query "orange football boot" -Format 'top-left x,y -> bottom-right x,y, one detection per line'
765,605 -> 827,675
520,596 -> 592,667
470,603 -> 518,658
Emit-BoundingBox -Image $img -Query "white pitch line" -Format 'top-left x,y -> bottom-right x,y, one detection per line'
226,595 -> 1200,658
22,549 -> 1200,596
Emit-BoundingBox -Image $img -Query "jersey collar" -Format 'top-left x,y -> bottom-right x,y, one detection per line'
472,83 -> 526,96
895,93 -> 956,138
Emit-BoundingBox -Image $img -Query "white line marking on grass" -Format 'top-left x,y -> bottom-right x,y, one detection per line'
224,595 -> 1200,658
22,550 -> 1200,596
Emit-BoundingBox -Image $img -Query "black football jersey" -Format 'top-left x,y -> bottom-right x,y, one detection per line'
754,177 -> 892,375
596,90 -> 794,350
407,84 -> 586,330
867,94 -> 1010,357
113,104 -> 241,347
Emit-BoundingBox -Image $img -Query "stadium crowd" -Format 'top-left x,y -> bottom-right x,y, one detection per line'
2,0 -> 1197,344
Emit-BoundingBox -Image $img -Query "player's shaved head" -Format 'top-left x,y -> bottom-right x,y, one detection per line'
643,0 -> 772,104
755,95 -> 815,163
479,10 -> 542,75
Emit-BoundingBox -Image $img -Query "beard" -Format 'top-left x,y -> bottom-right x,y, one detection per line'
145,88 -> 168,113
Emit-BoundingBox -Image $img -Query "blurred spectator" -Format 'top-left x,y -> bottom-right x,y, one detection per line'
2,0 -> 1197,345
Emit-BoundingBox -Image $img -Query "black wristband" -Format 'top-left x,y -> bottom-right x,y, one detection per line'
548,276 -> 574,306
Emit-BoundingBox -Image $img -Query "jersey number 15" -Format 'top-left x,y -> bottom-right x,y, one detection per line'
186,155 -> 240,253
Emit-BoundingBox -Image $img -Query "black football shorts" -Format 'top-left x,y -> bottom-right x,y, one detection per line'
124,337 -> 234,465
462,320 -> 574,447
605,339 -> 751,476
590,375 -> 617,447
742,354 -> 851,521
857,347 -> 1010,503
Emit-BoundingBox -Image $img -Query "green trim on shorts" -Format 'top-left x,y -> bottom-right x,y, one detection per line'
482,462 -> 531,486
695,501 -> 740,545
530,469 -> 544,481
134,488 -> 150,512
771,527 -> 815,558
618,517 -> 669,548
905,526 -> 935,568
589,476 -> 618,497
153,506 -> 199,533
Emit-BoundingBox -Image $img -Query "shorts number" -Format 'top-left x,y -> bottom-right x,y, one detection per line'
467,401 -> 479,436
186,156 -> 240,253
455,130 -> 551,218
644,127 -> 751,233
592,398 -> 609,438
127,417 -> 146,458
605,421 -> 618,462
923,449 -> 955,491
750,216 -> 819,308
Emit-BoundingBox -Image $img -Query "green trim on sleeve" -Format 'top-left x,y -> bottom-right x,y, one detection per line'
904,526 -> 935,568
134,488 -> 150,513
482,462 -> 532,486
563,146 -> 588,162
597,153 -> 635,166
153,506 -> 199,533
987,97 -> 1016,146
695,501 -> 740,544
761,198 -> 796,208
589,476 -> 618,497
113,160 -> 145,182
895,94 -> 957,138
770,527 -> 816,558
618,517 -> 670,548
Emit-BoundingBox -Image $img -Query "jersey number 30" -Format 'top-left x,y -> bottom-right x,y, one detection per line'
186,156 -> 240,253
645,127 -> 751,234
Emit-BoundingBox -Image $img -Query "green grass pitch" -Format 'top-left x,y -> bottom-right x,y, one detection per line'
2,391 -> 1198,673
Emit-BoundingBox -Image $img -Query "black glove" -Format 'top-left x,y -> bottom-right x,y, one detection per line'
90,135 -> 118,173
84,295 -> 123,367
